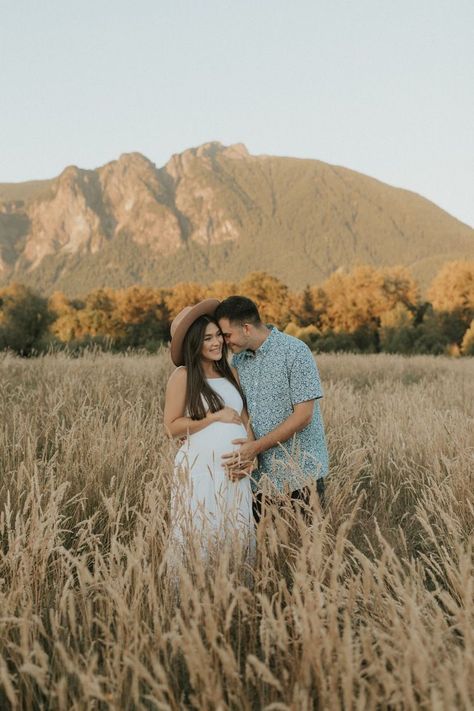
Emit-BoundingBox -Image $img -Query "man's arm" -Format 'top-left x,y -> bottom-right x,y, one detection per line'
254,399 -> 314,452
223,341 -> 323,467
231,366 -> 255,441
222,399 -> 315,466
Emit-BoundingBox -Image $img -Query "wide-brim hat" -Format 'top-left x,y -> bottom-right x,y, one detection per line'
170,298 -> 220,367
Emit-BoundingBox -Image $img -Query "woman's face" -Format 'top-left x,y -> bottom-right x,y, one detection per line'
201,322 -> 224,362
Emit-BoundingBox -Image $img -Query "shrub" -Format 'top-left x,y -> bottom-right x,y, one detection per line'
0,283 -> 52,355
461,320 -> 474,356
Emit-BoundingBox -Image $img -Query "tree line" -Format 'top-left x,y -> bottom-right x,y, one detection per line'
0,261 -> 473,357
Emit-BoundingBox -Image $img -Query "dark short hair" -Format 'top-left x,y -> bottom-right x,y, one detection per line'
215,296 -> 261,325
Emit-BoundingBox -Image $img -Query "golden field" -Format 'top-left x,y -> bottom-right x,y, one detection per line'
0,351 -> 473,710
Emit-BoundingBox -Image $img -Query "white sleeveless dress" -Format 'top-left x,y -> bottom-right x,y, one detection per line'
170,377 -> 255,556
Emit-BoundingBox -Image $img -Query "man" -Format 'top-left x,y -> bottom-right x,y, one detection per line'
215,296 -> 328,520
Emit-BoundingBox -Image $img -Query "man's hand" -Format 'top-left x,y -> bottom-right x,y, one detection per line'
222,438 -> 260,470
225,452 -> 258,482
227,466 -> 253,482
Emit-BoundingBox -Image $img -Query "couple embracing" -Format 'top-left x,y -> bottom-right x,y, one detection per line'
164,295 -> 329,556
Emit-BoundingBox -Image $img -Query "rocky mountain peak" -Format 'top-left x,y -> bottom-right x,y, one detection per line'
221,143 -> 249,159
164,141 -> 250,182
0,143 -> 472,294
113,152 -> 157,172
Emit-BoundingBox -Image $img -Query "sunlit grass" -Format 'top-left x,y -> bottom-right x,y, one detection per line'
0,351 -> 473,709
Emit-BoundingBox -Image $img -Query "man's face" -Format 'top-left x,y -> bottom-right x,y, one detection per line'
217,317 -> 251,353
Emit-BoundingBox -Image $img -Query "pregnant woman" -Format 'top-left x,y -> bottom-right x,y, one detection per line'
164,299 -> 255,559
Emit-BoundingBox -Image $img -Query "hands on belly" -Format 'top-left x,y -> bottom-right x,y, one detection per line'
222,437 -> 259,483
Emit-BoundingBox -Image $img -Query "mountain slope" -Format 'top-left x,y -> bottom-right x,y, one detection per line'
0,142 -> 472,295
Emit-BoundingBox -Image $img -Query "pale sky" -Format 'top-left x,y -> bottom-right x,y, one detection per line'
1,0 -> 473,227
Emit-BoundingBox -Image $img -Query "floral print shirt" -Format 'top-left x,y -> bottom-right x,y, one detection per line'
232,326 -> 329,493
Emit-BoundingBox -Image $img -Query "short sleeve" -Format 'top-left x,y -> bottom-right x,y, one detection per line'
288,344 -> 323,405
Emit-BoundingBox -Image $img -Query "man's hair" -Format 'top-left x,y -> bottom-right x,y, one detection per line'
215,296 -> 262,326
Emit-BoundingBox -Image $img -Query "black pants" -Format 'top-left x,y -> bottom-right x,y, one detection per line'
252,478 -> 326,524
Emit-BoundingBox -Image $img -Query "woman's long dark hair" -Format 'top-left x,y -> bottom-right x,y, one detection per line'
182,315 -> 246,420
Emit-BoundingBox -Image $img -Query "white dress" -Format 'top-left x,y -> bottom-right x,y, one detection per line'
170,377 -> 255,557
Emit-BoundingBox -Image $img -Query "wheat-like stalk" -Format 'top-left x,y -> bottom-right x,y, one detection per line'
0,351 -> 472,709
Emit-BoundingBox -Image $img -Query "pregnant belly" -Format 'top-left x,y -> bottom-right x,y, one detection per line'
175,421 -> 248,474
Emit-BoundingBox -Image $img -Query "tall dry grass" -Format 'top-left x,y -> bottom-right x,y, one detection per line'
0,350 -> 473,710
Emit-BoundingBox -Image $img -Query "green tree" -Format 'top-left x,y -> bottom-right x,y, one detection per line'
284,322 -> 319,347
288,285 -> 328,329
0,283 -> 52,355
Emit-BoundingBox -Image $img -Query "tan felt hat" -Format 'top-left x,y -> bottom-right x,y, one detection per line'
170,298 -> 220,366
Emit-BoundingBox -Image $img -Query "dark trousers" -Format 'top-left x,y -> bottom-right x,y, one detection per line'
252,478 -> 326,524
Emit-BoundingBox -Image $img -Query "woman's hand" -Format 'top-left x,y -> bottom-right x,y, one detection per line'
209,407 -> 243,425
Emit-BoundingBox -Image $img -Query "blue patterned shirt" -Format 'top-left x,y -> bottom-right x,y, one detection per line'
232,326 -> 329,493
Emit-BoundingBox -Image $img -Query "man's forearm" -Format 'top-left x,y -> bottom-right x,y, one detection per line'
254,409 -> 312,455
222,402 -> 315,469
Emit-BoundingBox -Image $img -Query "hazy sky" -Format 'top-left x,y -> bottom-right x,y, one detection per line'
1,0 -> 473,226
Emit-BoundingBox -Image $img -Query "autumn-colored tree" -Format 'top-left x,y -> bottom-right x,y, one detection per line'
381,266 -> 419,311
5,262 -> 473,355
49,291 -> 83,342
427,261 -> 474,317
115,286 -> 169,325
205,280 -> 239,302
322,265 -> 418,333
379,303 -> 415,353
284,321 -> 319,347
49,291 -> 73,317
379,302 -> 414,330
461,320 -> 474,356
114,286 -> 170,348
288,285 -> 329,329
238,272 -> 290,326
48,286 -> 171,349
77,288 -> 123,339
165,282 -> 207,318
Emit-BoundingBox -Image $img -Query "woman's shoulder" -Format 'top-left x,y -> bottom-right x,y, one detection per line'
167,365 -> 187,387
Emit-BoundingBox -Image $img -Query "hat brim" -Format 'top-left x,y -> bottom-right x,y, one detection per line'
170,298 -> 220,367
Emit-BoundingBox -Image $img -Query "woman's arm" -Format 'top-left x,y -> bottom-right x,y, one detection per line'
164,368 -> 212,438
226,404 -> 257,483
164,368 -> 242,438
230,366 -> 255,441
240,407 -> 255,441
231,367 -> 255,441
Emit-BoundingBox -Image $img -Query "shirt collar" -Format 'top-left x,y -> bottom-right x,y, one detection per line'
242,325 -> 279,358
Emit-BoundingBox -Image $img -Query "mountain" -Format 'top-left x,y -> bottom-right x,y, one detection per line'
0,142 -> 473,295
